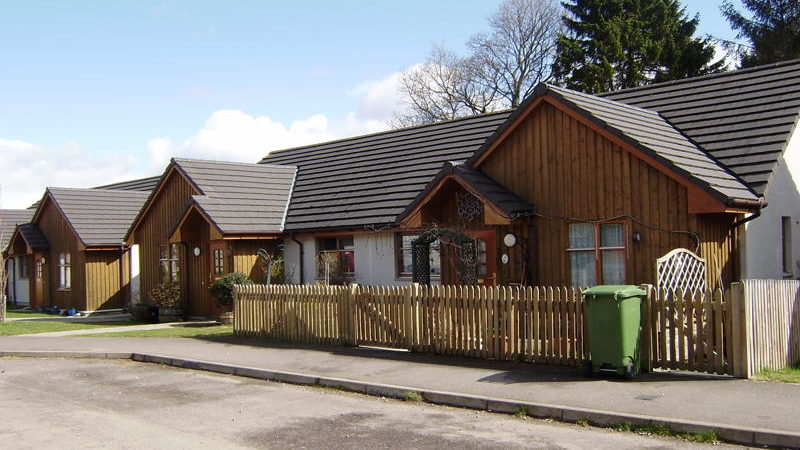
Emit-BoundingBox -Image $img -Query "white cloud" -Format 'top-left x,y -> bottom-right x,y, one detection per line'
148,70 -> 409,167
0,139 -> 145,209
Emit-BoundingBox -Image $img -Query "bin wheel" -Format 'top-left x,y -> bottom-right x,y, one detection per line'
624,362 -> 636,380
583,360 -> 593,378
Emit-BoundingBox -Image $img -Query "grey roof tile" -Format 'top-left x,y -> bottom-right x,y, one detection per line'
0,209 -> 34,251
260,112 -> 512,231
16,223 -> 49,251
45,188 -> 151,247
172,158 -> 296,234
601,59 -> 800,195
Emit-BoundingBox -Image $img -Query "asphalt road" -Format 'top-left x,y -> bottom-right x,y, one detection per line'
0,358 -> 738,449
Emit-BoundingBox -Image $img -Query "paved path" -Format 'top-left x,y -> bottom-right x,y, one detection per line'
0,335 -> 797,446
1,358 -> 727,449
5,313 -> 132,323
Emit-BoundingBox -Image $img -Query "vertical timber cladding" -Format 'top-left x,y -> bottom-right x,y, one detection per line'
84,250 -> 128,311
478,102 -> 734,287
36,198 -> 86,310
132,170 -> 200,308
231,240 -> 278,284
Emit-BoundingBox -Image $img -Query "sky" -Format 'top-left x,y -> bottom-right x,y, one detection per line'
0,0 -> 747,208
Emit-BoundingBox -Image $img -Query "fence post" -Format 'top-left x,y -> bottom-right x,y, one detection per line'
405,283 -> 419,350
340,283 -> 358,347
640,284 -> 653,373
233,285 -> 240,336
731,281 -> 750,378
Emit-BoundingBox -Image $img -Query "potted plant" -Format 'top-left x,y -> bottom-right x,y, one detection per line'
210,272 -> 253,324
150,281 -> 182,323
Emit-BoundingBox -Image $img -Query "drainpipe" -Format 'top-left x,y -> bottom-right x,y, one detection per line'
290,234 -> 304,284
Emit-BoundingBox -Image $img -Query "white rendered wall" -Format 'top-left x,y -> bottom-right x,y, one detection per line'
130,245 -> 141,305
283,236 -> 317,284
741,126 -> 800,279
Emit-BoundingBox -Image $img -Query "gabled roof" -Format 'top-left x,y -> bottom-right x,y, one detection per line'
400,162 -> 534,222
260,112 -> 512,231
40,188 -> 151,247
0,209 -> 34,251
601,59 -> 800,195
468,83 -> 759,208
170,158 -> 297,235
13,223 -> 49,252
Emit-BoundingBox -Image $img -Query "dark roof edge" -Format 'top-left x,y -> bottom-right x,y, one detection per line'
598,59 -> 800,96
124,160 -> 188,242
31,189 -> 89,247
261,110 -> 512,160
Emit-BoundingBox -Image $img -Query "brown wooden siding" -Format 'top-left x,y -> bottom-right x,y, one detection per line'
37,199 -> 86,309
232,240 -> 278,283
131,170 -> 199,307
85,249 -> 129,311
478,102 -> 736,287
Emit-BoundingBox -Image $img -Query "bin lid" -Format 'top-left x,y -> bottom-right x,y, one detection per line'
582,285 -> 646,300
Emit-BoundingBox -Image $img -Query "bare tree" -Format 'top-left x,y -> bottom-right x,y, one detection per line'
393,0 -> 563,127
391,46 -> 498,128
468,0 -> 562,107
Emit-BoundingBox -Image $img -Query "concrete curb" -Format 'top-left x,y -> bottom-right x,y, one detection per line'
2,350 -> 797,448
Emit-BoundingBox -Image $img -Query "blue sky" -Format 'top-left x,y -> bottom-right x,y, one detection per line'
0,0 -> 745,208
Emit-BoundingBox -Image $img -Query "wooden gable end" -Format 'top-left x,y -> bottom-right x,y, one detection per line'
36,196 -> 87,308
473,101 -> 738,287
129,167 -> 200,303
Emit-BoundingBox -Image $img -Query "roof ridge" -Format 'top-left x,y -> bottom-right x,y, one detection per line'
600,59 -> 800,96
263,110 -> 512,158
546,83 -> 661,116
172,157 -> 285,167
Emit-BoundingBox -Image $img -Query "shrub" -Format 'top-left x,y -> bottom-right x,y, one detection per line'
210,272 -> 254,308
150,282 -> 181,308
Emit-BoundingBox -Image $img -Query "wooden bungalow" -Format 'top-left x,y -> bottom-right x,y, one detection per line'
398,83 -> 761,288
125,158 -> 296,319
4,188 -> 150,311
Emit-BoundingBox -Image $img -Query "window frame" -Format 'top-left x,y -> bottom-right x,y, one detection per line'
19,255 -> 29,280
566,221 -> 629,286
316,235 -> 356,279
395,232 -> 442,279
159,243 -> 181,284
213,248 -> 225,276
57,252 -> 71,291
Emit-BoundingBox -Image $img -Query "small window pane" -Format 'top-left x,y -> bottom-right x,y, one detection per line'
320,238 -> 337,251
569,223 -> 595,249
341,250 -> 355,274
600,224 -> 624,248
402,251 -> 413,274
341,237 -> 354,250
570,251 -> 595,287
602,250 -> 625,284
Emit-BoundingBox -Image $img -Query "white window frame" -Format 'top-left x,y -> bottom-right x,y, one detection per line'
58,253 -> 71,290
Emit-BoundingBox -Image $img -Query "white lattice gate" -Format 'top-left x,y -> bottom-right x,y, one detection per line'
656,248 -> 707,293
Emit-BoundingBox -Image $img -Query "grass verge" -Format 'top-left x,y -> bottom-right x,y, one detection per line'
753,364 -> 800,383
72,324 -> 233,338
0,320 -> 145,336
613,422 -> 719,444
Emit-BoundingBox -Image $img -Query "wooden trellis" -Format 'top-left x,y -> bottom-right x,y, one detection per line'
656,248 -> 707,294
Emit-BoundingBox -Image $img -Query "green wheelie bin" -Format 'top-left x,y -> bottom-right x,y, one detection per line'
582,285 -> 646,380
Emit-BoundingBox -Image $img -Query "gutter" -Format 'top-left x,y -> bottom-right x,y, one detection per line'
290,234 -> 304,284
730,198 -> 767,229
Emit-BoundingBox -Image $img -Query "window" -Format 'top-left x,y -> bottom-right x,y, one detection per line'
213,248 -> 225,275
19,256 -> 29,279
317,236 -> 355,278
567,222 -> 626,286
159,244 -> 181,284
783,216 -> 793,276
397,234 -> 441,278
35,259 -> 42,279
58,253 -> 71,290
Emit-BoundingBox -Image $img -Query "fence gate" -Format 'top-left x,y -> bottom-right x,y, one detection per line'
656,248 -> 707,293
353,286 -> 409,349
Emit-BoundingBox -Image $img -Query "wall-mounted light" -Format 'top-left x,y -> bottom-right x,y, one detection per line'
193,247 -> 201,257
40,257 -> 46,265
503,233 -> 517,247
633,231 -> 642,244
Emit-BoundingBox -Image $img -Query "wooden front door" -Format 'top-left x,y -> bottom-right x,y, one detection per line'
185,240 -> 210,318
32,254 -> 45,307
466,230 -> 497,286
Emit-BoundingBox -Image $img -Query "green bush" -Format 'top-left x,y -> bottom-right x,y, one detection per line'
210,272 -> 254,308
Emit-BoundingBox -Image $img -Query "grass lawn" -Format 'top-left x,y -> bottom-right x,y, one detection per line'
5,310 -> 54,319
0,320 -> 145,336
754,365 -> 800,383
74,324 -> 233,338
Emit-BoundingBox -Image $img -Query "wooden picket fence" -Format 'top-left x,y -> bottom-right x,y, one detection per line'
234,283 -> 745,375
731,279 -> 800,378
